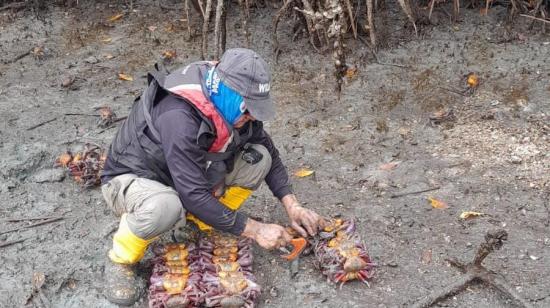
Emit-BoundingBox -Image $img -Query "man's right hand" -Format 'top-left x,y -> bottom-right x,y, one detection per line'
242,218 -> 292,250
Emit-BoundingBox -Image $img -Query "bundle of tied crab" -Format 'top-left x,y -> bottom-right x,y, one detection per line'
314,218 -> 374,286
55,143 -> 106,188
148,233 -> 260,308
149,243 -> 203,307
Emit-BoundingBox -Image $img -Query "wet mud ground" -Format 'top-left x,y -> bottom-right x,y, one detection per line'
0,1 -> 549,307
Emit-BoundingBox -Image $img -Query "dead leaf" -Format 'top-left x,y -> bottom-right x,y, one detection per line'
61,76 -> 75,88
104,53 -> 114,59
100,37 -> 112,43
428,197 -> 448,209
459,211 -> 484,219
398,127 -> 410,137
108,13 -> 124,22
345,66 -> 358,79
379,161 -> 400,171
165,23 -> 176,32
162,50 -> 176,59
294,168 -> 314,177
421,249 -> 432,264
32,272 -> 45,291
466,73 -> 479,88
67,278 -> 77,290
118,73 -> 133,81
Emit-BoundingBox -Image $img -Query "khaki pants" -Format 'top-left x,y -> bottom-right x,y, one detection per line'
101,144 -> 272,239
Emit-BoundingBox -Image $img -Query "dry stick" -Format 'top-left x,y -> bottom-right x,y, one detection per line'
0,1 -> 26,11
412,273 -> 477,308
0,217 -> 64,236
64,113 -> 99,117
214,0 -> 224,59
238,0 -> 250,47
485,273 -> 535,308
220,2 -> 227,52
344,0 -> 357,39
437,86 -> 467,96
413,230 -> 534,308
27,117 -> 57,131
0,238 -> 28,248
298,0 -> 320,51
527,0 -> 544,28
428,0 -> 435,21
3,49 -> 31,64
358,37 -> 410,68
184,0 -> 192,39
272,0 -> 293,54
453,0 -> 460,21
2,216 -> 62,223
197,0 -> 206,18
397,0 -> 418,35
520,14 -> 550,24
390,186 -> 440,198
201,0 -> 213,60
366,0 -> 376,47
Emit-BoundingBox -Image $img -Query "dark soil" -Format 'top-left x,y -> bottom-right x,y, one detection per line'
0,1 -> 548,307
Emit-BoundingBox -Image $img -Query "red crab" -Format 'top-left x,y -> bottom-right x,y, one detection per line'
55,143 -> 106,188
314,218 -> 374,287
198,234 -> 260,307
148,243 -> 203,308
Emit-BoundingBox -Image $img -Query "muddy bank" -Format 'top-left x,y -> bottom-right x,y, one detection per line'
0,1 -> 549,307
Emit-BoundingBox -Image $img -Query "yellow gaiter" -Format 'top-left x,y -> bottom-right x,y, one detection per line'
186,186 -> 252,232
109,214 -> 154,264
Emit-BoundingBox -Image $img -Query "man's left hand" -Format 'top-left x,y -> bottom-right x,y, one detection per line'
285,203 -> 327,238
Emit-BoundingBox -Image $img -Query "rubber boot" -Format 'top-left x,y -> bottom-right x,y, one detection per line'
186,186 -> 252,231
104,214 -> 153,306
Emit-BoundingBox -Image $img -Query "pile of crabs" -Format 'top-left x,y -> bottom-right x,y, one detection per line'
149,234 -> 260,308
148,218 -> 374,307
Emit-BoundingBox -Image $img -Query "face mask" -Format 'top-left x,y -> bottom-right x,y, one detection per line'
205,68 -> 246,125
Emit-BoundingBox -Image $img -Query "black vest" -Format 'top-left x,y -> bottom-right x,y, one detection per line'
104,69 -> 253,189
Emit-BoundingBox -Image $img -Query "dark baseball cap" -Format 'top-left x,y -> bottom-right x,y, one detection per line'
216,48 -> 275,121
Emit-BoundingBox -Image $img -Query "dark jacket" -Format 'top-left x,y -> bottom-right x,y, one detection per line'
101,64 -> 292,235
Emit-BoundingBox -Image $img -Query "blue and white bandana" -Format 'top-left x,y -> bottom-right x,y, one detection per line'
205,67 -> 246,125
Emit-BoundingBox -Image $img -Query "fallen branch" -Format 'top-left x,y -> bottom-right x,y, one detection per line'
0,237 -> 28,248
412,230 -> 534,308
520,14 -> 550,24
437,86 -> 468,97
0,217 -> 64,236
64,113 -> 99,117
3,49 -> 31,64
0,1 -> 26,12
2,216 -> 62,223
26,117 -> 57,131
390,186 -> 440,198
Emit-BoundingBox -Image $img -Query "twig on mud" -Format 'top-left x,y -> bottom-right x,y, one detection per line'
390,186 -> 440,198
3,49 -> 31,64
2,216 -> 63,223
437,86 -> 467,96
412,230 -> 534,308
0,237 -> 29,248
26,117 -> 57,131
0,217 -> 64,236
358,36 -> 410,69
0,1 -> 26,12
520,14 -> 550,24
64,113 -> 100,117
